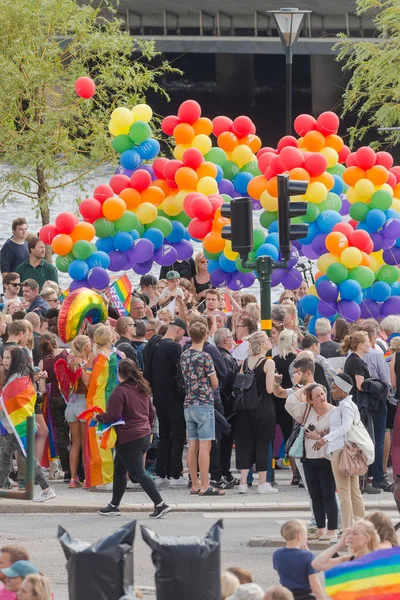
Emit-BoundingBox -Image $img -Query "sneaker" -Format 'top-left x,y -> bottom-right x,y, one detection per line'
98,503 -> 121,516
298,480 -> 305,489
33,488 -> 56,503
82,480 -> 90,489
69,478 -> 82,489
145,469 -> 156,480
149,502 -> 171,519
48,468 -> 63,481
154,476 -> 168,487
226,476 -> 240,486
169,476 -> 189,487
271,481 -> 279,488
258,482 -> 279,494
373,478 -> 392,492
238,484 -> 248,494
362,483 -> 382,494
210,477 -> 235,490
64,471 -> 71,483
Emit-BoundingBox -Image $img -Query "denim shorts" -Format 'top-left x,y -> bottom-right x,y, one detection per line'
65,394 -> 87,423
184,405 -> 215,441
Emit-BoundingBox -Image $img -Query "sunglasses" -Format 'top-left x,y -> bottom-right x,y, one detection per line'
9,283 -> 21,288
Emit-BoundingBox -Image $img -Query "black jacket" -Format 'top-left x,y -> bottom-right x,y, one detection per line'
218,346 -> 239,409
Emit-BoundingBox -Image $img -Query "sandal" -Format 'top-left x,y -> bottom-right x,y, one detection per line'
291,476 -> 300,486
198,487 -> 225,496
190,489 -> 200,495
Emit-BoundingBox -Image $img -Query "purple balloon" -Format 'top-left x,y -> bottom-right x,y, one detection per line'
360,298 -> 381,319
231,271 -> 256,290
383,237 -> 396,250
311,234 -> 327,256
172,239 -> 194,261
370,232 -> 385,252
318,280 -> 339,302
131,238 -> 154,264
337,299 -> 361,322
154,244 -> 178,267
108,250 -> 128,272
87,267 -> 110,290
288,248 -> 300,269
252,199 -> 262,211
383,246 -> 400,266
231,190 -> 242,199
340,196 -> 350,216
271,268 -> 285,287
218,179 -> 234,196
114,165 -> 135,177
133,259 -> 153,275
383,218 -> 400,239
282,268 -> 303,290
381,296 -> 400,317
70,278 -> 90,291
302,244 -> 320,260
318,300 -> 338,318
292,240 -> 302,251
210,268 -> 232,287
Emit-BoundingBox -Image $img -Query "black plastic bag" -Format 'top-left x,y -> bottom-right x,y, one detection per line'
141,519 -> 223,600
57,520 -> 136,600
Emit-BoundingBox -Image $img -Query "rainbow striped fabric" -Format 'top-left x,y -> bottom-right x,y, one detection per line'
0,374 -> 36,456
83,351 -> 121,487
325,547 -> 400,599
41,384 -> 58,467
109,275 -> 132,316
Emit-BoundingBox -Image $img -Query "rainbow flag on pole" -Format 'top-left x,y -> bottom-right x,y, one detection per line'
0,375 -> 36,456
325,547 -> 400,599
109,275 -> 132,316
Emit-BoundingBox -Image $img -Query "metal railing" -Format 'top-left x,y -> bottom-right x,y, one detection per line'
0,416 -> 34,500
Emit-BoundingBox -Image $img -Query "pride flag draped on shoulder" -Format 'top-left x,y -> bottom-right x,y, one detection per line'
0,374 -> 36,456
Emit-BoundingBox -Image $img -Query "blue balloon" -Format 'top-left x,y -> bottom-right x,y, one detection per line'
316,275 -> 329,287
301,221 -> 319,246
215,165 -> 224,183
166,221 -> 185,244
137,138 -> 160,160
120,149 -> 142,170
370,281 -> 392,303
316,210 -> 342,234
268,220 -> 279,234
301,295 -> 319,316
113,231 -> 133,252
355,222 -> 371,232
331,174 -> 345,196
143,228 -> 164,249
385,209 -> 400,221
339,279 -> 362,301
353,292 -> 363,304
183,229 -> 191,241
307,316 -> 317,335
95,237 -> 114,253
265,232 -> 280,248
208,259 -> 220,273
366,208 -> 386,232
233,172 -> 253,195
391,281 -> 400,296
68,260 -> 89,281
86,251 -> 111,270
218,253 -> 237,273
256,243 -> 279,262
130,229 -> 140,241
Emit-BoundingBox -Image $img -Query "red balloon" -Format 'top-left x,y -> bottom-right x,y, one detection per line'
166,178 -> 178,190
130,169 -> 152,192
316,111 -> 340,136
209,194 -> 224,213
109,174 -> 131,195
355,147 -> 376,170
212,116 -> 233,137
387,171 -> 397,188
94,184 -> 114,204
376,151 -> 394,169
364,240 -> 374,254
257,147 -> 277,158
188,217 -> 213,240
161,115 -> 181,135
349,230 -> 371,252
191,196 -> 213,220
178,100 -> 201,124
79,198 -> 103,222
258,152 -> 277,174
39,224 -> 58,245
182,148 -> 204,170
279,146 -> 305,171
304,153 -> 328,177
332,222 -> 354,238
277,136 -> 298,152
338,145 -> 351,164
183,192 -> 201,218
346,153 -> 357,167
153,157 -> 169,179
74,77 -> 96,99
269,155 -> 285,175
163,160 -> 183,181
349,219 -> 359,230
55,212 -> 78,235
232,116 -> 254,138
390,167 -> 400,184
294,114 -> 317,137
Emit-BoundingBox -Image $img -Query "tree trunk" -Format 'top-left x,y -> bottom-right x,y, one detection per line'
36,163 -> 52,262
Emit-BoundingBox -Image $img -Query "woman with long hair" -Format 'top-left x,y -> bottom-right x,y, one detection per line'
342,331 -> 371,398
192,253 -> 212,304
97,359 -> 170,519
367,511 -> 398,549
18,574 -> 52,600
0,346 -> 55,502
332,318 -> 349,343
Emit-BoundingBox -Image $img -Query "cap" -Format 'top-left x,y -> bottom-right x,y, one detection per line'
170,317 -> 187,334
227,583 -> 265,600
139,275 -> 157,288
1,561 -> 38,578
166,270 -> 180,280
333,373 -> 353,394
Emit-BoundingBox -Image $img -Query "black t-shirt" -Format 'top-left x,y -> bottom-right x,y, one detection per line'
159,259 -> 196,281
150,338 -> 183,406
344,352 -> 370,398
273,353 -> 297,389
320,340 -> 341,358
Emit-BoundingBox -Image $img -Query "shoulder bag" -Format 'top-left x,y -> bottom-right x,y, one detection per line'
232,358 -> 263,412
286,403 -> 312,460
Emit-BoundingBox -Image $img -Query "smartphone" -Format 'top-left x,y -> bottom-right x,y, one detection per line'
307,423 -> 315,431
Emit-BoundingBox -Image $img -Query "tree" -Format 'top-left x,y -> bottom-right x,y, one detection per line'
0,0 -> 177,230
335,0 -> 400,148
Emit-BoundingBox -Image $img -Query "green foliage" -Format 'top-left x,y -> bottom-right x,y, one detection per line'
335,0 -> 400,148
0,0 -> 178,223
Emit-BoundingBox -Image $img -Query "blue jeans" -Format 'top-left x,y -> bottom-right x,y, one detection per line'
370,402 -> 388,484
184,405 -> 215,441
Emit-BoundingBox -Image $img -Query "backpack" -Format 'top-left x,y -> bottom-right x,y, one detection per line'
232,358 -> 263,412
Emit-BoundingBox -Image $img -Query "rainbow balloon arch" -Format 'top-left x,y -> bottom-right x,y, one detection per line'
39,98 -> 400,325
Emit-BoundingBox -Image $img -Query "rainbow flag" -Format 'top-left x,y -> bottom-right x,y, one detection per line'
59,288 -> 69,303
0,375 -> 36,456
325,547 -> 400,599
41,384 -> 58,468
109,275 -> 132,316
83,351 -> 121,487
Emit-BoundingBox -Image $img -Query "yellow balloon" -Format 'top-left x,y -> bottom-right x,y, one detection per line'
175,190 -> 190,204
191,134 -> 212,155
132,103 -> 153,123
341,247 -> 362,269
354,178 -> 375,200
136,202 -> 158,224
111,107 -> 133,131
391,198 -> 400,213
370,250 -> 384,266
307,284 -> 318,296
369,254 -> 380,273
260,190 -> 278,211
381,183 -> 394,197
321,147 -> 339,168
224,240 -> 238,260
163,194 -> 183,216
306,182 -> 328,204
232,144 -> 253,167
197,176 -> 218,196
317,253 -> 339,274
173,144 -> 190,161
346,187 -> 359,205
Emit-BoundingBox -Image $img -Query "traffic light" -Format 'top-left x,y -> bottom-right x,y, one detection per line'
277,174 -> 308,262
221,197 -> 253,261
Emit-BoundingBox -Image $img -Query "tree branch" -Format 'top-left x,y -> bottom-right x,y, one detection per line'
49,161 -> 106,189
7,189 -> 37,200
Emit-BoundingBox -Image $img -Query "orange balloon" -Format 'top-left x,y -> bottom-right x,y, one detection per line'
70,222 -> 95,243
324,134 -> 344,152
218,132 -> 239,152
212,208 -> 229,231
310,172 -> 335,190
239,135 -> 262,153
297,137 -> 305,148
153,179 -> 172,196
315,271 -> 323,280
192,117 -> 213,136
343,166 -> 367,187
303,131 -> 325,152
102,197 -> 126,221
360,251 -> 372,268
202,231 -> 225,254
119,188 -> 141,211
367,165 -> 388,186
197,162 -> 218,179
289,167 -> 311,182
325,231 -> 349,256
173,123 -> 195,145
52,234 -> 73,256
175,166 -> 198,190
394,183 -> 400,199
266,176 -> 278,198
141,186 -> 165,206
248,175 -> 268,200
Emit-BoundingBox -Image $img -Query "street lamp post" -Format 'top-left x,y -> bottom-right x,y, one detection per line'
268,7 -> 311,135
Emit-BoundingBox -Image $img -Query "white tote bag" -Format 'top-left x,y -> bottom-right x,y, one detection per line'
347,417 -> 375,465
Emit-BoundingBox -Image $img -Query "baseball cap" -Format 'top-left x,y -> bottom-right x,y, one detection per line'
170,317 -> 187,334
1,560 -> 38,578
166,270 -> 180,280
139,275 -> 157,288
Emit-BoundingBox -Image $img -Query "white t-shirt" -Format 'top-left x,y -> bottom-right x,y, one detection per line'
232,341 -> 249,362
160,286 -> 184,316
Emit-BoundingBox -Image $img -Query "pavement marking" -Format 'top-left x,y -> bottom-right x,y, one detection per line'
202,511 -> 312,519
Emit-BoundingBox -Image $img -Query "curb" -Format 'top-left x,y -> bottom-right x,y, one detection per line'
248,536 -> 333,550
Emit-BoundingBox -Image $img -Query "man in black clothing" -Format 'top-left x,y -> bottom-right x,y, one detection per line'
159,258 -> 196,281
0,217 -> 29,277
316,318 -> 341,358
115,316 -> 138,364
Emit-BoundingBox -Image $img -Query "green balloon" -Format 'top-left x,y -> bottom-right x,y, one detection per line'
115,211 -> 139,232
56,253 -> 74,273
72,240 -> 93,261
303,203 -> 320,223
129,120 -> 152,144
89,243 -> 97,253
241,161 -> 261,176
291,216 -> 304,225
157,209 -> 168,218
326,263 -> 349,284
319,192 -> 342,213
327,164 -> 346,176
370,190 -> 392,211
248,249 -> 258,263
221,194 -> 232,203
349,202 -> 370,222
223,161 -> 240,180
348,266 -> 375,288
112,134 -> 135,154
172,211 -> 190,227
135,222 -> 145,236
94,218 -> 115,238
252,228 -> 266,250
236,255 -> 254,273
204,148 -> 227,167
148,216 -> 173,237
377,264 -> 400,284
204,248 -> 222,260
260,210 -> 278,230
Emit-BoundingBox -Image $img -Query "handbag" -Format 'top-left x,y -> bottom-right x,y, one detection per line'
338,442 -> 368,476
232,358 -> 263,412
286,404 -> 312,460
347,417 -> 375,465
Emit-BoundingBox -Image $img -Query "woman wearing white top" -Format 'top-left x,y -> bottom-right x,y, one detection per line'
313,373 -> 365,530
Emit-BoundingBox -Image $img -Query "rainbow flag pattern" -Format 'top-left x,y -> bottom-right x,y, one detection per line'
325,547 -> 400,599
41,384 -> 58,468
109,275 -> 132,316
0,375 -> 36,456
83,351 -> 121,487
